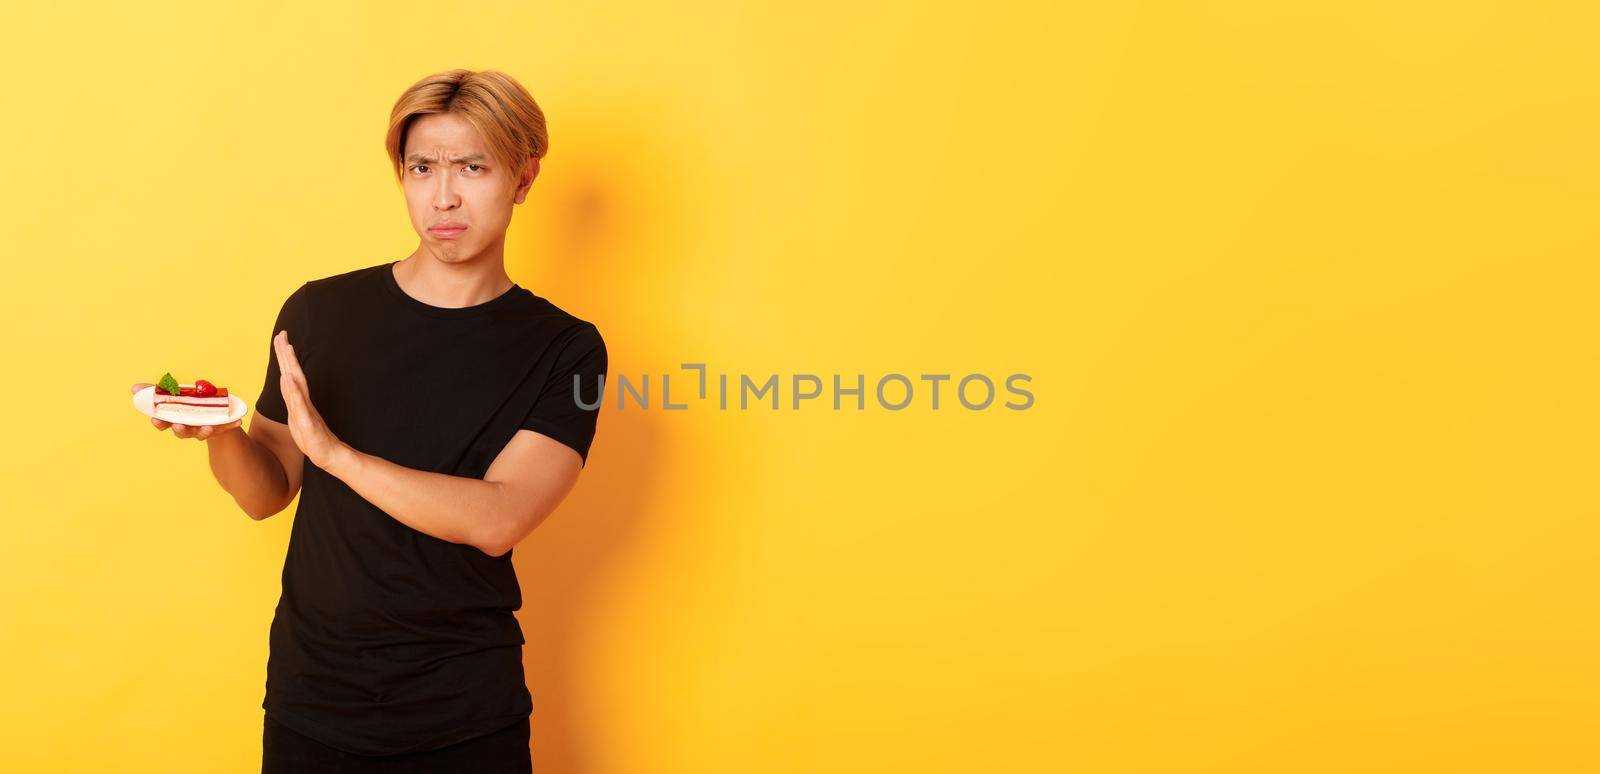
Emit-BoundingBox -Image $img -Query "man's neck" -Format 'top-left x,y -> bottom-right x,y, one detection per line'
394,250 -> 515,309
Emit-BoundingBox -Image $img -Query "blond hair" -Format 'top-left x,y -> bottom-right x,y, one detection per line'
385,69 -> 549,183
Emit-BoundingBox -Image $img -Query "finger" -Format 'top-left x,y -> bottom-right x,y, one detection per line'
275,348 -> 306,397
131,382 -> 153,394
150,417 -> 172,429
280,341 -> 307,383
283,359 -> 312,400
171,423 -> 193,438
275,331 -> 299,370
280,375 -> 304,421
279,336 -> 309,385
196,425 -> 215,440
295,371 -> 317,411
290,368 -> 312,401
280,370 -> 300,403
202,421 -> 240,437
284,375 -> 311,418
273,332 -> 294,375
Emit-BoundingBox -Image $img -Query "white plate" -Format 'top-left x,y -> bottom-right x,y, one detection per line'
132,385 -> 250,426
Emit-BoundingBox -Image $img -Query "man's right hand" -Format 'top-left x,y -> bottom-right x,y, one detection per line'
131,382 -> 243,440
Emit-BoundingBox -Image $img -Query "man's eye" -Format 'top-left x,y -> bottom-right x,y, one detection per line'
409,163 -> 480,174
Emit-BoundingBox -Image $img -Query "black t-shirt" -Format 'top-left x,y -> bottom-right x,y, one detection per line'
253,260 -> 607,755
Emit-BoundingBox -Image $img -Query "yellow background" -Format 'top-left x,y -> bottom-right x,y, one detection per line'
2,1 -> 1597,771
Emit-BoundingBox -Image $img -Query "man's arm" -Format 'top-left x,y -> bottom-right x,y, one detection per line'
132,382 -> 303,520
269,328 -> 585,555
323,430 -> 584,557
220,415 -> 305,520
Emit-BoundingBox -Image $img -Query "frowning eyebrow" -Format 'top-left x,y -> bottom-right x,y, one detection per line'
404,152 -> 489,164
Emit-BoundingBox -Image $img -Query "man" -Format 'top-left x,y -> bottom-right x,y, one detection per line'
130,69 -> 605,772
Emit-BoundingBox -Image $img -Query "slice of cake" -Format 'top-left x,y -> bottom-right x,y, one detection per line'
152,373 -> 231,421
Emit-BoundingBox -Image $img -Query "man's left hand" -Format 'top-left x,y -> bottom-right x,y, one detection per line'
273,330 -> 350,473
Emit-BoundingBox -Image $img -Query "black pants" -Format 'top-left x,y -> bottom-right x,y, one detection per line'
262,713 -> 532,773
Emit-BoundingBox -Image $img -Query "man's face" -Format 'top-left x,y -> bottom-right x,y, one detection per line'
401,112 -> 537,262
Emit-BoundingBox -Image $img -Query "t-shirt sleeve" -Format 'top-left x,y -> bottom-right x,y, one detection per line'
521,323 -> 608,466
255,284 -> 310,424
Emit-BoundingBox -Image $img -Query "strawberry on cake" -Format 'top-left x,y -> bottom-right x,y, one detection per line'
152,372 -> 231,422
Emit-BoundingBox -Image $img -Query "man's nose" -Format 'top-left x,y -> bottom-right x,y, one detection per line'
433,173 -> 460,210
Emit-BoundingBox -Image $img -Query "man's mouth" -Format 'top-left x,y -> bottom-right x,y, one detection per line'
429,224 -> 468,238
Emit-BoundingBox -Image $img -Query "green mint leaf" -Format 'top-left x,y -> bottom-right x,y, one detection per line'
157,372 -> 181,395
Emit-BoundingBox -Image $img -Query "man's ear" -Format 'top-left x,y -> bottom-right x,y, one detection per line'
513,156 -> 540,204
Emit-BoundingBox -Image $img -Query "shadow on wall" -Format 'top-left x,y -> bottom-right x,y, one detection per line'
511,405 -> 660,773
506,112 -> 671,774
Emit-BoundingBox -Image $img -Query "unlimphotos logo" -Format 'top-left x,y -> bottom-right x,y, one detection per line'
572,364 -> 1034,411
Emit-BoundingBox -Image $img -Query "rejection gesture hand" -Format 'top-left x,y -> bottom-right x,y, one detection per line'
272,330 -> 348,471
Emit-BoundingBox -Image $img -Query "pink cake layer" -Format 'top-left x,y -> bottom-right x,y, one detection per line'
154,403 -> 231,417
153,395 -> 230,407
